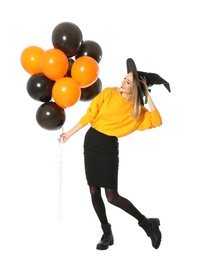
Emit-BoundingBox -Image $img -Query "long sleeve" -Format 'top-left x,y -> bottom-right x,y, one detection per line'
136,108 -> 162,131
79,89 -> 105,126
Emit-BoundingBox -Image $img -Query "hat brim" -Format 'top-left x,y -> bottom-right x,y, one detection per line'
126,58 -> 144,105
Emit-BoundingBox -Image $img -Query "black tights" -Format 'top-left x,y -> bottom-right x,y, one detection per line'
89,186 -> 144,225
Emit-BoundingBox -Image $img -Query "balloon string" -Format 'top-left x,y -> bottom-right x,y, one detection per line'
56,127 -> 64,221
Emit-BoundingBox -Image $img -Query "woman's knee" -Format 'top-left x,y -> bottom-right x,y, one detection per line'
105,189 -> 118,204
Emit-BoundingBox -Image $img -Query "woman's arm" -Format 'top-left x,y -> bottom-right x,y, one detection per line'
146,92 -> 158,111
58,122 -> 84,143
139,76 -> 158,111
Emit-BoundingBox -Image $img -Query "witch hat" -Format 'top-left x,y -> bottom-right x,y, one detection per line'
126,58 -> 171,104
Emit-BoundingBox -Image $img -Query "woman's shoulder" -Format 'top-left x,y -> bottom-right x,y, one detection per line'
101,87 -> 120,99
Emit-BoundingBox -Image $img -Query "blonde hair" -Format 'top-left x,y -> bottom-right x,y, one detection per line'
131,77 -> 142,120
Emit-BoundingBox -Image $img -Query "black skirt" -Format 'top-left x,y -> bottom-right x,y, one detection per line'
83,127 -> 119,189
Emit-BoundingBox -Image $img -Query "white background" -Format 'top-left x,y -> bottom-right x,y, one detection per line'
1,0 -> 196,259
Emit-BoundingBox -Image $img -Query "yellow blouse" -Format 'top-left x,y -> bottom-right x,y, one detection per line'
79,87 -> 162,137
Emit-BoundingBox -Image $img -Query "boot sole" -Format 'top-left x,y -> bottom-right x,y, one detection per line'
96,240 -> 114,250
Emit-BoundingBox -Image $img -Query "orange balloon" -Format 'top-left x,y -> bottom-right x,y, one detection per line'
40,48 -> 69,81
71,56 -> 99,88
52,77 -> 81,108
21,46 -> 44,75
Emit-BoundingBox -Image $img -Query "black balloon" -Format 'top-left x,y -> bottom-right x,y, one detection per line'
52,22 -> 83,58
65,58 -> 74,77
27,73 -> 55,102
75,40 -> 102,63
80,78 -> 102,101
36,101 -> 66,130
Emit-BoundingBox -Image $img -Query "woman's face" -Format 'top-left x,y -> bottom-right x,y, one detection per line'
120,72 -> 134,94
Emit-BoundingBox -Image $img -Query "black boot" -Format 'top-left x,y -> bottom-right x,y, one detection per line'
96,223 -> 114,250
138,216 -> 162,249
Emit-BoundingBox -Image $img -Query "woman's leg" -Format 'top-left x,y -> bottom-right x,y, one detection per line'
105,188 -> 161,249
105,188 -> 144,222
89,186 -> 108,225
89,186 -> 114,250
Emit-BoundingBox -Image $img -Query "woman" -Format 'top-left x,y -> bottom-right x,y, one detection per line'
59,58 -> 162,250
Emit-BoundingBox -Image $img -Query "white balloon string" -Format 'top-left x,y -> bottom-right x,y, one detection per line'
55,127 -> 64,221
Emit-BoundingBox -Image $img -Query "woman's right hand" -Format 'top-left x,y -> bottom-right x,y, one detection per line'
58,122 -> 83,143
58,132 -> 71,143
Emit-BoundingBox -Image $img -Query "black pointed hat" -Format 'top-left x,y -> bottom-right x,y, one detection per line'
126,58 -> 171,102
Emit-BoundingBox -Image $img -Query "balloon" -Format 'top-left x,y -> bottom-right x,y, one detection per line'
20,46 -> 44,75
52,22 -> 83,58
52,77 -> 81,108
80,78 -> 102,101
36,101 -> 66,131
71,56 -> 99,88
75,40 -> 102,63
26,73 -> 55,102
40,48 -> 69,81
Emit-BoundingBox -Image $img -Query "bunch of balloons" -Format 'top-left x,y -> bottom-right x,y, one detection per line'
21,21 -> 103,130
